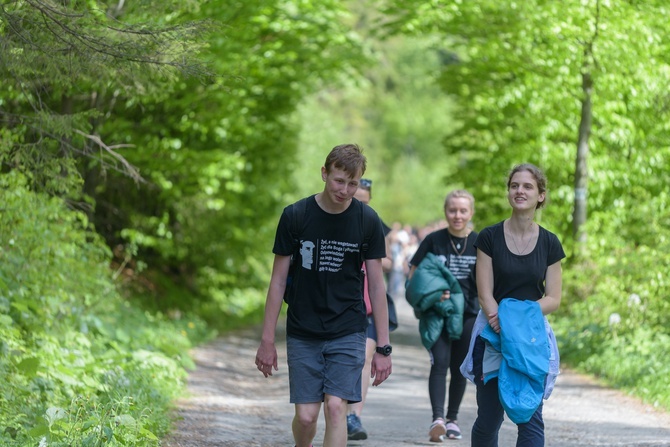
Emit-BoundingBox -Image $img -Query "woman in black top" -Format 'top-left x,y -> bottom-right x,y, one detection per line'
472,163 -> 565,447
409,189 -> 479,441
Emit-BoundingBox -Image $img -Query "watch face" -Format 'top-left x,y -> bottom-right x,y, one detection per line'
377,345 -> 392,356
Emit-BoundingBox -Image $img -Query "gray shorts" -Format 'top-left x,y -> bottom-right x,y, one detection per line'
287,331 -> 366,404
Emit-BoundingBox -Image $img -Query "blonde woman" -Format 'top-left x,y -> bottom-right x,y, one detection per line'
409,190 -> 479,441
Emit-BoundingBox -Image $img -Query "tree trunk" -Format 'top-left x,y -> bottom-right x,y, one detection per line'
574,70 -> 592,250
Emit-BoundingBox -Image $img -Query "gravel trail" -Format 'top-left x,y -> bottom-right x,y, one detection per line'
164,298 -> 670,447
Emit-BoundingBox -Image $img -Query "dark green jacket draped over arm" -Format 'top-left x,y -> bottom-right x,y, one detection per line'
405,252 -> 465,350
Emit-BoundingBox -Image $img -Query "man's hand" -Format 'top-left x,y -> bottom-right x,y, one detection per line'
255,340 -> 278,378
370,353 -> 392,386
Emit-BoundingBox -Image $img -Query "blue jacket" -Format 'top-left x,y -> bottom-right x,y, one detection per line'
405,252 -> 465,350
460,311 -> 560,403
479,299 -> 550,424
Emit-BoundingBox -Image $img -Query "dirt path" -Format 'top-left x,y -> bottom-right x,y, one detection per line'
164,298 -> 670,447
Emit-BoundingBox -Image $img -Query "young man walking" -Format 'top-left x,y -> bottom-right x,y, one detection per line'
255,144 -> 393,447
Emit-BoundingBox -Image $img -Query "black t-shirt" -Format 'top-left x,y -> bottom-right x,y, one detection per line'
410,228 -> 480,317
474,221 -> 566,303
273,195 -> 386,339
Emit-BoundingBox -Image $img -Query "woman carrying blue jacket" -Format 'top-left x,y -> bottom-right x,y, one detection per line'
471,163 -> 565,447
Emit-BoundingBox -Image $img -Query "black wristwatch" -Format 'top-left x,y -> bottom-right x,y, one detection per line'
376,344 -> 392,356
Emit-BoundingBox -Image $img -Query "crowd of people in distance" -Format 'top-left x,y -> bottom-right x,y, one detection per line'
385,220 -> 448,296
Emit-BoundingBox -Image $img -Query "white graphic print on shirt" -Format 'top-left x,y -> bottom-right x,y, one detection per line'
300,240 -> 315,269
299,238 -> 361,273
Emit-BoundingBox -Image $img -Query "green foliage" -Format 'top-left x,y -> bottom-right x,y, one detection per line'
295,31 -> 460,227
555,221 -> 670,410
0,1 -> 211,193
381,0 -> 670,229
2,0 -> 363,331
381,0 -> 670,411
81,0 -> 369,323
0,172 -> 208,445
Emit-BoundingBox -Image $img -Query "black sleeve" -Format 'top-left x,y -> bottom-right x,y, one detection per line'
546,230 -> 566,265
272,206 -> 294,256
474,225 -> 494,257
364,204 -> 386,260
410,233 -> 433,267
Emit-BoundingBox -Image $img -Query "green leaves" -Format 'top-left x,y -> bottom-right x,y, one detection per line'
0,1 -> 213,192
1,0 -> 372,324
45,407 -> 67,428
0,172 -> 201,445
15,357 -> 40,377
77,0 -> 371,320
382,0 -> 670,230
379,0 -> 670,410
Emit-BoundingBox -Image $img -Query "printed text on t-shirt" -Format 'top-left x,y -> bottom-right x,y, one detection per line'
318,239 -> 360,272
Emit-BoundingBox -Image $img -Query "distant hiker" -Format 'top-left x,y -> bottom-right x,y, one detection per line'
346,178 -> 395,441
254,144 -> 392,447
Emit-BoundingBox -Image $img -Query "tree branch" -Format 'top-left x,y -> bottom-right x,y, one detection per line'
74,129 -> 142,182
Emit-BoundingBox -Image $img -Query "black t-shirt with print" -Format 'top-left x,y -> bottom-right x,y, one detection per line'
273,195 -> 386,340
474,221 -> 566,303
410,228 -> 479,317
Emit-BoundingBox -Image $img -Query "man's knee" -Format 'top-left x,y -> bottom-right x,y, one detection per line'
294,404 -> 320,428
323,394 -> 347,420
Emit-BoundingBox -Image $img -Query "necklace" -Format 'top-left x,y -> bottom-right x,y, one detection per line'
448,233 -> 468,256
509,221 -> 535,255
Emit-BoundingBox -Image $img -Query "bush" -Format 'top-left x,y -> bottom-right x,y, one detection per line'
0,172 -> 204,446
555,222 -> 670,411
